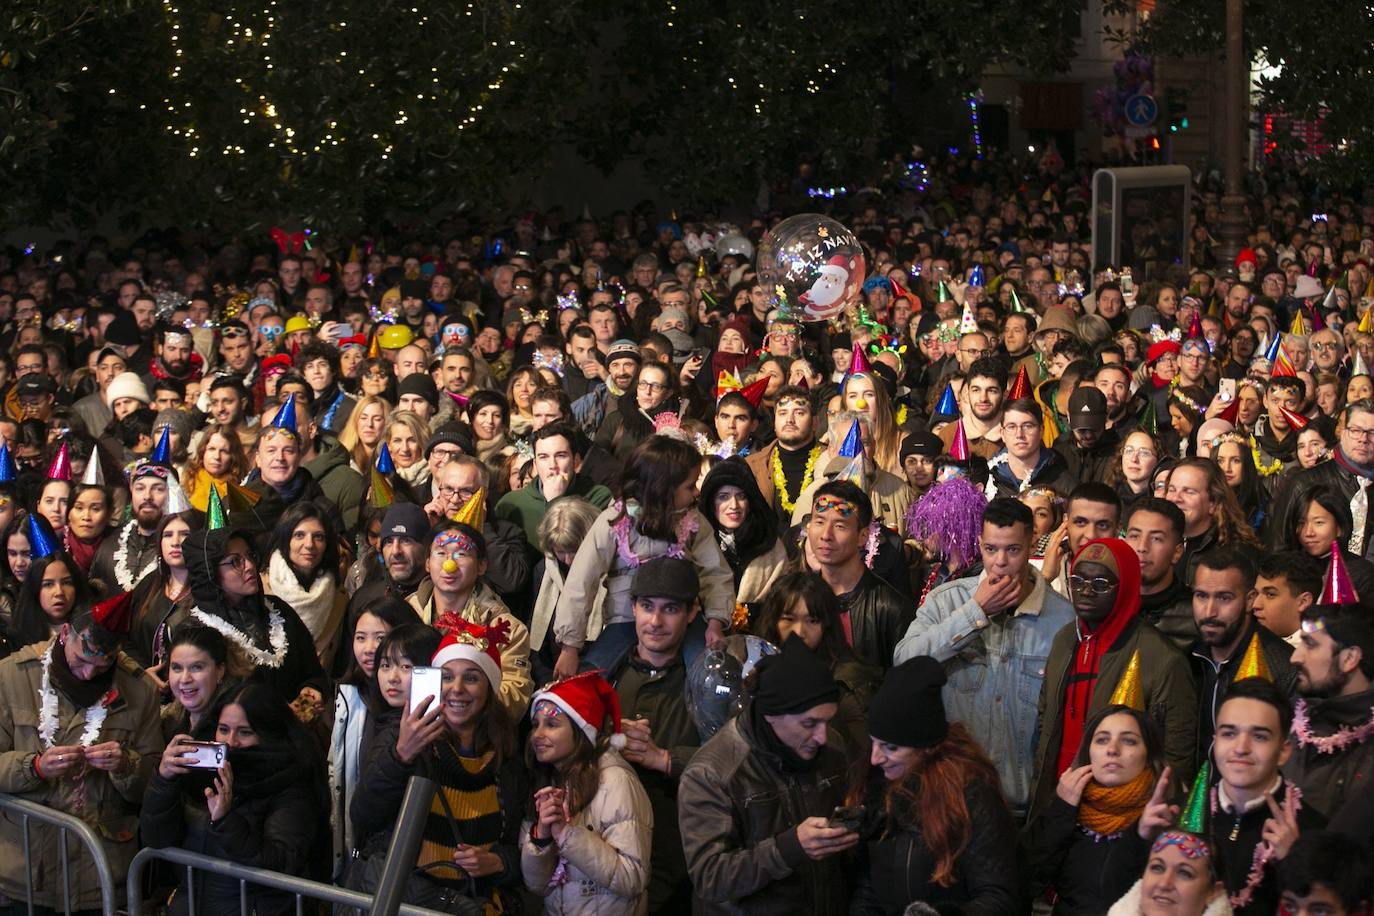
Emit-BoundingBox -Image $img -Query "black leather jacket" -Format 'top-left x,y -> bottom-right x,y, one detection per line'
839,571 -> 916,669
678,705 -> 850,916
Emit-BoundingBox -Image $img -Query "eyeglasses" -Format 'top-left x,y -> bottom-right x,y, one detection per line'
437,485 -> 478,502
1068,575 -> 1116,595
637,380 -> 668,392
959,347 -> 993,357
1312,342 -> 1342,353
1002,422 -> 1040,436
430,447 -> 461,463
1347,426 -> 1374,441
1122,446 -> 1157,460
220,553 -> 257,572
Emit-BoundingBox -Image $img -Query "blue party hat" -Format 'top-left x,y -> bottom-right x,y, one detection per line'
375,442 -> 395,475
151,425 -> 172,464
27,514 -> 60,560
969,264 -> 985,287
838,420 -> 864,459
0,443 -> 16,485
270,393 -> 299,437
935,383 -> 958,417
1264,332 -> 1281,364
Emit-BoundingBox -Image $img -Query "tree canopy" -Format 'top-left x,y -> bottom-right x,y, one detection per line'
1,0 -> 1082,229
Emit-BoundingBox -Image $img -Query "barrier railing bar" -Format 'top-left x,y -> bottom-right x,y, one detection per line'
0,793 -> 116,916
127,846 -> 451,916
369,776 -> 437,916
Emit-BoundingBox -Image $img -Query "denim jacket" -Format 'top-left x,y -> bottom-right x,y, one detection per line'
893,567 -> 1074,816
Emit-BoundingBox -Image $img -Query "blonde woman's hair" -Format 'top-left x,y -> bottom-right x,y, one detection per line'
338,394 -> 391,473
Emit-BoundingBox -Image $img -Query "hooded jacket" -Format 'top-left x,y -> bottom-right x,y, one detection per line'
302,439 -> 366,532
1283,686 -> 1374,820
1031,540 -> 1198,820
182,527 -> 328,701
699,459 -> 788,601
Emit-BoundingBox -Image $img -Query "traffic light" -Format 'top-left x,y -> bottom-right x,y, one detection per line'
1164,87 -> 1190,132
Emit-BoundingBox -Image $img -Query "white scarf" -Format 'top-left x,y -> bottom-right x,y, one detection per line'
268,552 -> 336,642
396,459 -> 432,489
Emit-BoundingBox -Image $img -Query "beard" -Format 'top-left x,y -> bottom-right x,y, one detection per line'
1298,663 -> 1351,699
164,358 -> 191,376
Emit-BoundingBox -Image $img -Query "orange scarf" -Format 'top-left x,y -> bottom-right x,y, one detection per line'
1077,768 -> 1154,837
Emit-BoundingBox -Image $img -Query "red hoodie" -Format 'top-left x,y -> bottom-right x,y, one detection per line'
1056,537 -> 1143,777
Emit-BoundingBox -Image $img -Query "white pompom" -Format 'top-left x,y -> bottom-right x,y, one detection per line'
609,732 -> 627,750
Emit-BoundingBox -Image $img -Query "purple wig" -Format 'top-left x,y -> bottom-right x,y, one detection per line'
904,476 -> 987,568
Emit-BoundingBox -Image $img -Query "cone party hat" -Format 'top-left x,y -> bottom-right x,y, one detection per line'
206,483 -> 228,530
1321,540 -> 1360,606
949,420 -> 970,462
1007,365 -> 1032,401
1178,760 -> 1211,834
1107,649 -> 1145,709
1233,632 -> 1273,682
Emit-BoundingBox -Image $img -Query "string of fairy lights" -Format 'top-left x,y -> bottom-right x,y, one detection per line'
156,1 -> 525,161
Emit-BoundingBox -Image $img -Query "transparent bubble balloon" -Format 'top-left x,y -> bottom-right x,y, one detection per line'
755,214 -> 866,322
714,233 -> 754,262
685,634 -> 777,742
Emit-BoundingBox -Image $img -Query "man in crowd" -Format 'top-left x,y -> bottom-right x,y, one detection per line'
1190,549 -> 1298,742
896,497 -> 1072,814
987,398 -> 1074,498
937,356 -> 1005,459
746,385 -> 820,522
679,634 -> 854,914
1285,602 -> 1374,821
91,460 -> 168,598
606,558 -> 704,916
1125,497 -> 1194,651
1030,537 -> 1197,819
495,422 -> 612,552
805,479 -> 912,667
1252,552 -> 1323,648
0,594 -> 162,912
406,523 -> 532,716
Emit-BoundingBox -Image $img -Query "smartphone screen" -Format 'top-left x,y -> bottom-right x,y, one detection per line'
1219,379 -> 1236,402
410,666 -> 442,714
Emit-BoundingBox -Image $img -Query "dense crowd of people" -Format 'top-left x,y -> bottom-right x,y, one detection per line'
0,151 -> 1371,916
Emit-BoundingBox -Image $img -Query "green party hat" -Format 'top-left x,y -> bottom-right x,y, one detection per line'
1178,759 -> 1211,834
207,483 -> 227,530
1139,398 -> 1158,437
937,280 -> 952,303
1009,286 -> 1026,314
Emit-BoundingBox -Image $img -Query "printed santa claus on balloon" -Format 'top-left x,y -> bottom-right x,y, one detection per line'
756,214 -> 866,322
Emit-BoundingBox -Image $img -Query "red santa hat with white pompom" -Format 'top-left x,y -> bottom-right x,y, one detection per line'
531,671 -> 626,749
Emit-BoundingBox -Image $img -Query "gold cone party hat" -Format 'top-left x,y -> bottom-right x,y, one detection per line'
1233,632 -> 1273,682
1107,649 -> 1144,710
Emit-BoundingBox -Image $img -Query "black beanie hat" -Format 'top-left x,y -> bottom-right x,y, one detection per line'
752,634 -> 839,716
867,655 -> 949,749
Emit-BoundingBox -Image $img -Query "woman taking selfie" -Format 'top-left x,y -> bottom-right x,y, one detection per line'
142,682 -> 328,916
521,671 -> 652,916
349,621 -> 525,912
161,624 -> 230,739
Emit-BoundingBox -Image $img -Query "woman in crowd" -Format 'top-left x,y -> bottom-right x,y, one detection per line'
63,483 -> 112,577
551,435 -> 732,678
385,411 -> 434,503
1105,430 -> 1164,504
529,497 -> 600,680
1285,483 -> 1374,600
754,570 -> 879,761
521,671 -> 652,915
161,624 -> 229,739
142,682 -> 328,916
466,390 -> 515,476
1027,705 -> 1163,915
359,358 -> 397,402
350,622 -> 525,913
0,511 -> 31,634
5,550 -> 90,655
698,460 -> 787,607
264,502 -> 348,664
182,526 -> 327,703
505,366 -> 542,440
1294,415 -> 1337,470
1212,433 -> 1268,530
339,395 -> 390,476
328,598 -> 422,883
595,362 -> 679,464
127,512 -> 195,671
33,477 -> 70,540
849,655 -> 1019,914
840,370 -> 903,475
182,424 -> 250,514
1108,832 -> 1232,916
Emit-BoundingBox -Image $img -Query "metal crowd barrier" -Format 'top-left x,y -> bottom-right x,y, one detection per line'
0,792 -> 118,916
128,776 -> 447,916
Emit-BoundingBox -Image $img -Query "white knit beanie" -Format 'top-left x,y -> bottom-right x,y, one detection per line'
105,372 -> 151,408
